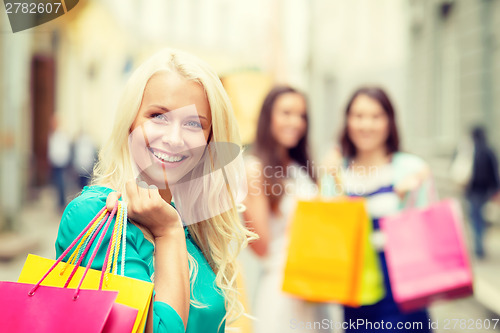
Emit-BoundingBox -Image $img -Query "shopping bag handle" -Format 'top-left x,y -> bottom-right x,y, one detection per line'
27,205 -> 108,296
100,201 -> 127,288
318,164 -> 346,199
63,201 -> 128,278
67,201 -> 128,291
64,210 -> 108,271
404,176 -> 439,209
63,210 -> 111,288
62,201 -> 128,290
28,203 -> 119,299
70,202 -> 118,299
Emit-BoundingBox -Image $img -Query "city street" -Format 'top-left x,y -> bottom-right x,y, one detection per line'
1,1 -> 499,332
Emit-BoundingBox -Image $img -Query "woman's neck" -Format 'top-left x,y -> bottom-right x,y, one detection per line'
353,147 -> 390,168
159,188 -> 173,203
277,145 -> 291,166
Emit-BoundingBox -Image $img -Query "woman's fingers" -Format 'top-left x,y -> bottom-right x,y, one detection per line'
126,180 -> 139,201
106,191 -> 122,212
394,166 -> 432,199
124,179 -> 181,236
148,184 -> 161,200
137,181 -> 151,199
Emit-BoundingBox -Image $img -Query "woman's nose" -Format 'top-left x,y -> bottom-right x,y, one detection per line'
291,114 -> 305,128
359,116 -> 375,129
162,125 -> 184,148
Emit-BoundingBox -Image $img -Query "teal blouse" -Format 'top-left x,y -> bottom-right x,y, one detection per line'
55,186 -> 226,333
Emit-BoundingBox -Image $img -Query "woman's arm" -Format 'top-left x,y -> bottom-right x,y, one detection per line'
394,165 -> 430,197
56,188 -> 189,333
107,182 -> 190,331
242,159 -> 271,257
151,229 -> 189,331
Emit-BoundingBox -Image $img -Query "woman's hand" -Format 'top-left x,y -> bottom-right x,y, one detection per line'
321,147 -> 343,177
106,180 -> 182,238
394,165 -> 431,200
107,181 -> 190,329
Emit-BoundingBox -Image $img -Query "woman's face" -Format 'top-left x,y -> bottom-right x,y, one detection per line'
129,71 -> 211,187
270,92 -> 307,149
347,94 -> 390,155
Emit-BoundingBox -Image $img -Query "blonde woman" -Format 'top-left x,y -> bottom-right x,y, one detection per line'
55,49 -> 256,332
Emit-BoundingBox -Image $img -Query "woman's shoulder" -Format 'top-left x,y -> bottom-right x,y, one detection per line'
68,184 -> 113,206
244,153 -> 262,167
55,185 -> 117,253
243,154 -> 264,178
64,185 -> 114,214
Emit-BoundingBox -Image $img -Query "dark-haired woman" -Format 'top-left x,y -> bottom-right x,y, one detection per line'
243,86 -> 330,333
323,86 -> 433,332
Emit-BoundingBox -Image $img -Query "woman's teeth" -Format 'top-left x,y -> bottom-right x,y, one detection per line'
152,151 -> 185,163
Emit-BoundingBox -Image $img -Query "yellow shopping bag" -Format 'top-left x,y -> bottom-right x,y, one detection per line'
18,254 -> 154,333
227,266 -> 253,333
282,197 -> 384,306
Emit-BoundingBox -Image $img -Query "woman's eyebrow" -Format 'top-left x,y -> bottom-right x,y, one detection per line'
150,105 -> 209,121
150,105 -> 170,112
186,115 -> 209,121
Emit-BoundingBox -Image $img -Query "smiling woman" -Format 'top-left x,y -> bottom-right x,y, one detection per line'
325,86 -> 434,333
129,82 -> 211,185
242,86 -> 330,333
54,48 -> 257,333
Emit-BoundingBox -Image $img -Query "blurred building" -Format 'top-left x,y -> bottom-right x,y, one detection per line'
407,0 -> 500,158
406,0 -> 500,197
0,9 -> 38,230
304,0 -> 411,159
406,0 -> 500,316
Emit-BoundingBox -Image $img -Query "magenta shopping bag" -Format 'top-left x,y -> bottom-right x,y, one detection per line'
0,281 -> 118,333
380,198 -> 473,312
0,203 -> 139,333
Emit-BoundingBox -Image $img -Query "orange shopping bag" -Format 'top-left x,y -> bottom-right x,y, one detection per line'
282,196 -> 383,306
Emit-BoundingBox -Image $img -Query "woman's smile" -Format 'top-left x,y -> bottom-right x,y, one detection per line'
148,147 -> 189,166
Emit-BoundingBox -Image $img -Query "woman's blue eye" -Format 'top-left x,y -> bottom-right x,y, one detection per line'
185,120 -> 202,128
152,113 -> 167,121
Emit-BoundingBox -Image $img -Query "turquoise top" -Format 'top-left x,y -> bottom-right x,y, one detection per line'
55,186 -> 226,333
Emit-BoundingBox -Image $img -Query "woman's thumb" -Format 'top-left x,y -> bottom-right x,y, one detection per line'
106,191 -> 122,212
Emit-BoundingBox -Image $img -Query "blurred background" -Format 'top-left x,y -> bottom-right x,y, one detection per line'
1,0 -> 499,331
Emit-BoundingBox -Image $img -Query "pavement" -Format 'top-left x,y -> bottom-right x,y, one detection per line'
1,185 -> 499,332
0,186 -> 61,282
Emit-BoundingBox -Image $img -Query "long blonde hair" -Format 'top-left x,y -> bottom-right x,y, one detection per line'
91,48 -> 257,327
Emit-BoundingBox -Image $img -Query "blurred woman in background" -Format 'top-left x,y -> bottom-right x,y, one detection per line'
323,86 -> 433,332
243,86 -> 330,333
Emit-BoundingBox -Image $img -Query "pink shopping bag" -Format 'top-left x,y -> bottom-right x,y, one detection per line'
380,198 -> 473,312
0,281 -> 118,333
1,203 -> 138,333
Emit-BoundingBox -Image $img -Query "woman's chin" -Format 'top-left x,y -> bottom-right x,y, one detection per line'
280,139 -> 301,149
355,143 -> 386,154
